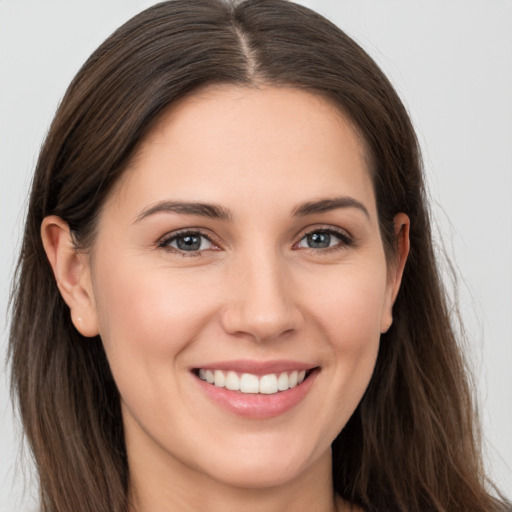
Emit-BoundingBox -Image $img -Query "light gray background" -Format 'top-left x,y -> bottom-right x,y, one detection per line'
1,1 -> 511,510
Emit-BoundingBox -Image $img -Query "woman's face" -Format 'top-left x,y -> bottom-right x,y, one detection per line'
81,86 -> 405,492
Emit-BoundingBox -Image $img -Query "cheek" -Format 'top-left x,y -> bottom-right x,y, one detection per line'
92,259 -> 218,368
91,263 -> 222,436
312,262 -> 389,348
306,262 -> 388,421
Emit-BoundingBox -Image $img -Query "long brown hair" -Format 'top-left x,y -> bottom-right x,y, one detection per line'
8,1 -> 510,511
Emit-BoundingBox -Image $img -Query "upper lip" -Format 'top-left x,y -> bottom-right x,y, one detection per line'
192,359 -> 318,376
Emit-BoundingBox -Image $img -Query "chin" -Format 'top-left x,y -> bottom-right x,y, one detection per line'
201,457 -> 313,490
190,430 -> 332,491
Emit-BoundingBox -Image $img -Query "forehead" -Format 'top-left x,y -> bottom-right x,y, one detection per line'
106,85 -> 375,219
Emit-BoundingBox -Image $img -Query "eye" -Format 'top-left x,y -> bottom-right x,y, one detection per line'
159,231 -> 215,254
296,228 -> 352,250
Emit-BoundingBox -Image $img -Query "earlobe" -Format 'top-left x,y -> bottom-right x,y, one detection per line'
41,216 -> 99,337
380,213 -> 410,333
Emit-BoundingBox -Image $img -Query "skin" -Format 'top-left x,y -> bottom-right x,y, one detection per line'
42,86 -> 409,512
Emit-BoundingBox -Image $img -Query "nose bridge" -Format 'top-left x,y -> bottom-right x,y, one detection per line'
221,244 -> 301,342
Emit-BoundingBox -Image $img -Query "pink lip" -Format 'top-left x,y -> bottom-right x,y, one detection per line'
192,365 -> 320,419
192,359 -> 316,376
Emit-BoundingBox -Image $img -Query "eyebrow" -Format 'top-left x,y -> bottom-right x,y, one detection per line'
134,201 -> 233,223
134,195 -> 370,224
292,196 -> 370,219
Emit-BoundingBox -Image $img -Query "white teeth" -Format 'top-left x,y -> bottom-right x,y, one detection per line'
197,368 -> 311,394
259,374 -> 278,394
225,371 -> 240,391
214,369 -> 225,387
240,373 -> 259,393
289,370 -> 298,388
277,372 -> 289,391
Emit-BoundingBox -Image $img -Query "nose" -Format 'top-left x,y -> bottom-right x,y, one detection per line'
220,251 -> 304,343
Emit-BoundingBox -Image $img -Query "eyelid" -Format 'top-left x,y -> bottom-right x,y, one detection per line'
294,225 -> 354,250
156,228 -> 222,254
155,224 -> 354,256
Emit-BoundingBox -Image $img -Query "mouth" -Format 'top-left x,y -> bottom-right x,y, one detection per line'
191,364 -> 320,418
193,368 -> 315,395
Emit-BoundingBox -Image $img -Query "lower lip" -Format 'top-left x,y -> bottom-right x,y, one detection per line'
194,369 -> 319,419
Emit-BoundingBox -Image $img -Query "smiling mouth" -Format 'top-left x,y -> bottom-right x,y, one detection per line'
193,368 -> 317,395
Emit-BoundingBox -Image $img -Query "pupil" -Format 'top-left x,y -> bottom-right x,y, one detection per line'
177,234 -> 201,251
308,232 -> 330,248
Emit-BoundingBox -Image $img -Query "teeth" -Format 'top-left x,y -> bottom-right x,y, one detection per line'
214,369 -> 225,388
259,374 -> 278,394
225,371 -> 240,391
277,372 -> 289,391
197,369 -> 311,394
240,373 -> 259,393
289,370 -> 298,388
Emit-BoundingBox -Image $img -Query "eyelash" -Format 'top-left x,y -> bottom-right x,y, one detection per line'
157,229 -> 220,257
296,226 -> 354,253
157,226 -> 354,257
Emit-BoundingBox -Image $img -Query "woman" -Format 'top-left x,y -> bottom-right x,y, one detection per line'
7,1 -> 511,511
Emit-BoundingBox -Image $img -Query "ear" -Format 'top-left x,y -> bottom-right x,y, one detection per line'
380,213 -> 410,333
41,216 -> 99,337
